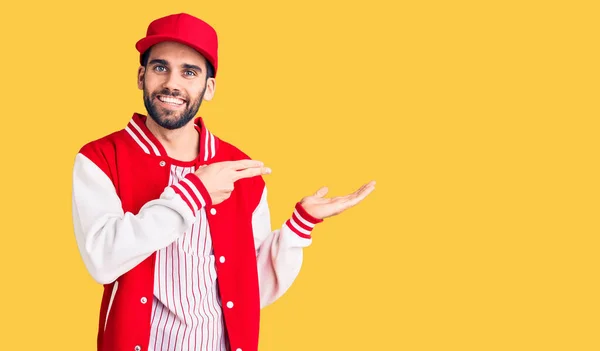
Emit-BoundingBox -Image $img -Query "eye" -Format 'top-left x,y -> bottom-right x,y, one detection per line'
184,70 -> 197,77
154,65 -> 167,72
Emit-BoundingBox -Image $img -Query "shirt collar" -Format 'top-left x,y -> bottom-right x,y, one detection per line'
124,112 -> 219,162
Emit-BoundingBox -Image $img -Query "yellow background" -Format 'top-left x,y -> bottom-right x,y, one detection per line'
0,0 -> 598,350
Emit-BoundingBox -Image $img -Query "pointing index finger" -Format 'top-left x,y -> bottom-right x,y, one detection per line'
232,166 -> 272,181
226,159 -> 265,171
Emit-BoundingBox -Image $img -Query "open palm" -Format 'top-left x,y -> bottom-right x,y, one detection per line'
300,180 -> 376,220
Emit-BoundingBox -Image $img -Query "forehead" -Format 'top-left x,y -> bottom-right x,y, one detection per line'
148,41 -> 207,67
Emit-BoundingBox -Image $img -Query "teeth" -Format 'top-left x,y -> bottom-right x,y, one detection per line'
158,96 -> 184,105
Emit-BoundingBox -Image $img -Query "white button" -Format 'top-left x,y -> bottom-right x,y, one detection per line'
219,256 -> 225,263
226,301 -> 234,308
236,348 -> 242,351
134,346 -> 141,351
140,297 -> 147,304
210,208 -> 217,215
159,161 -> 166,167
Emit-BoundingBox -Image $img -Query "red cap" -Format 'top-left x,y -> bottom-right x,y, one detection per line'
135,13 -> 219,77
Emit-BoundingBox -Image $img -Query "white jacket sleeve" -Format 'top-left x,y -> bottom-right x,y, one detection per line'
72,153 -> 210,285
252,186 -> 322,308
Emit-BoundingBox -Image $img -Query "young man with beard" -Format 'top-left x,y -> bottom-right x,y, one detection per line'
71,12 -> 375,351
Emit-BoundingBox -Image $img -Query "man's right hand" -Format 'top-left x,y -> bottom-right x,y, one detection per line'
194,160 -> 271,205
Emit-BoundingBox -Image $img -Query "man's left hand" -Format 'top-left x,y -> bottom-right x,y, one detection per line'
300,180 -> 376,220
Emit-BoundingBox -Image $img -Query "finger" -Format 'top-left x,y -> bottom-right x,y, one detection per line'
232,166 -> 272,181
354,181 -> 375,194
335,182 -> 373,202
350,181 -> 376,197
332,182 -> 375,209
222,159 -> 265,171
314,186 -> 328,198
355,181 -> 376,197
344,184 -> 375,207
353,184 -> 368,196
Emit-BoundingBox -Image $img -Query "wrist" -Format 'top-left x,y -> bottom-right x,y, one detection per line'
297,201 -> 324,223
285,202 -> 323,239
170,173 -> 213,213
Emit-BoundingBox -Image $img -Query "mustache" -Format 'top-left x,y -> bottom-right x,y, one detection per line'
153,88 -> 188,101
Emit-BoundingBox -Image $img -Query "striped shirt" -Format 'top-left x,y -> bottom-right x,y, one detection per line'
148,164 -> 227,351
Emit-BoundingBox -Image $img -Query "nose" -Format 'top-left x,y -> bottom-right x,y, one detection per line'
162,71 -> 184,92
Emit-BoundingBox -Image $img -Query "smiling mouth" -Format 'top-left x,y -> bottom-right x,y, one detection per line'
156,95 -> 186,106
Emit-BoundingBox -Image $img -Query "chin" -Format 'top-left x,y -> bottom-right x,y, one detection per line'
151,112 -> 193,130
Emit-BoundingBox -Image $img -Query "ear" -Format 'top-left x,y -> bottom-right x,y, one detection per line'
137,66 -> 145,90
202,77 -> 216,101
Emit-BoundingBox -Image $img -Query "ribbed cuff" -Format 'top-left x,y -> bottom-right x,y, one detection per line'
285,202 -> 323,239
170,173 -> 212,213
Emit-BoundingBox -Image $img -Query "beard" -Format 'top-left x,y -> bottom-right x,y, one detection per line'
143,83 -> 206,130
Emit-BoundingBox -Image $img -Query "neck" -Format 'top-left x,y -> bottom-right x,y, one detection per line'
145,117 -> 200,162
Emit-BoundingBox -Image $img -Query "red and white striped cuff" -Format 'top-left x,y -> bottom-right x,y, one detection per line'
170,173 -> 212,213
285,202 -> 323,239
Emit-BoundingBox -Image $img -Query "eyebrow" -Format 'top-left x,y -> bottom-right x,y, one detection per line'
148,59 -> 168,66
182,63 -> 203,72
148,59 -> 203,72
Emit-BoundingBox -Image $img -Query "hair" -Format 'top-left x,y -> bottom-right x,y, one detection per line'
141,47 -> 215,79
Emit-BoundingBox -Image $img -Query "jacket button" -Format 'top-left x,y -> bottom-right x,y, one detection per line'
134,346 -> 141,351
226,301 -> 234,308
159,161 -> 166,167
219,256 -> 225,263
236,348 -> 242,351
210,208 -> 217,215
140,297 -> 147,304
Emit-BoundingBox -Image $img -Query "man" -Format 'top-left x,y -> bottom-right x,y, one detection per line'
71,12 -> 375,351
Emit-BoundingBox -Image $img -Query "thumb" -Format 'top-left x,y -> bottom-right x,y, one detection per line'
314,186 -> 328,198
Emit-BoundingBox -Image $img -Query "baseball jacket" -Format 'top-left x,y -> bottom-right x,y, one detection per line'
71,112 -> 322,351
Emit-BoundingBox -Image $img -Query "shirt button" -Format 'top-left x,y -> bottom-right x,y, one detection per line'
140,297 -> 147,304
134,346 -> 141,351
219,256 -> 226,263
226,301 -> 234,308
159,161 -> 166,167
210,208 -> 217,215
